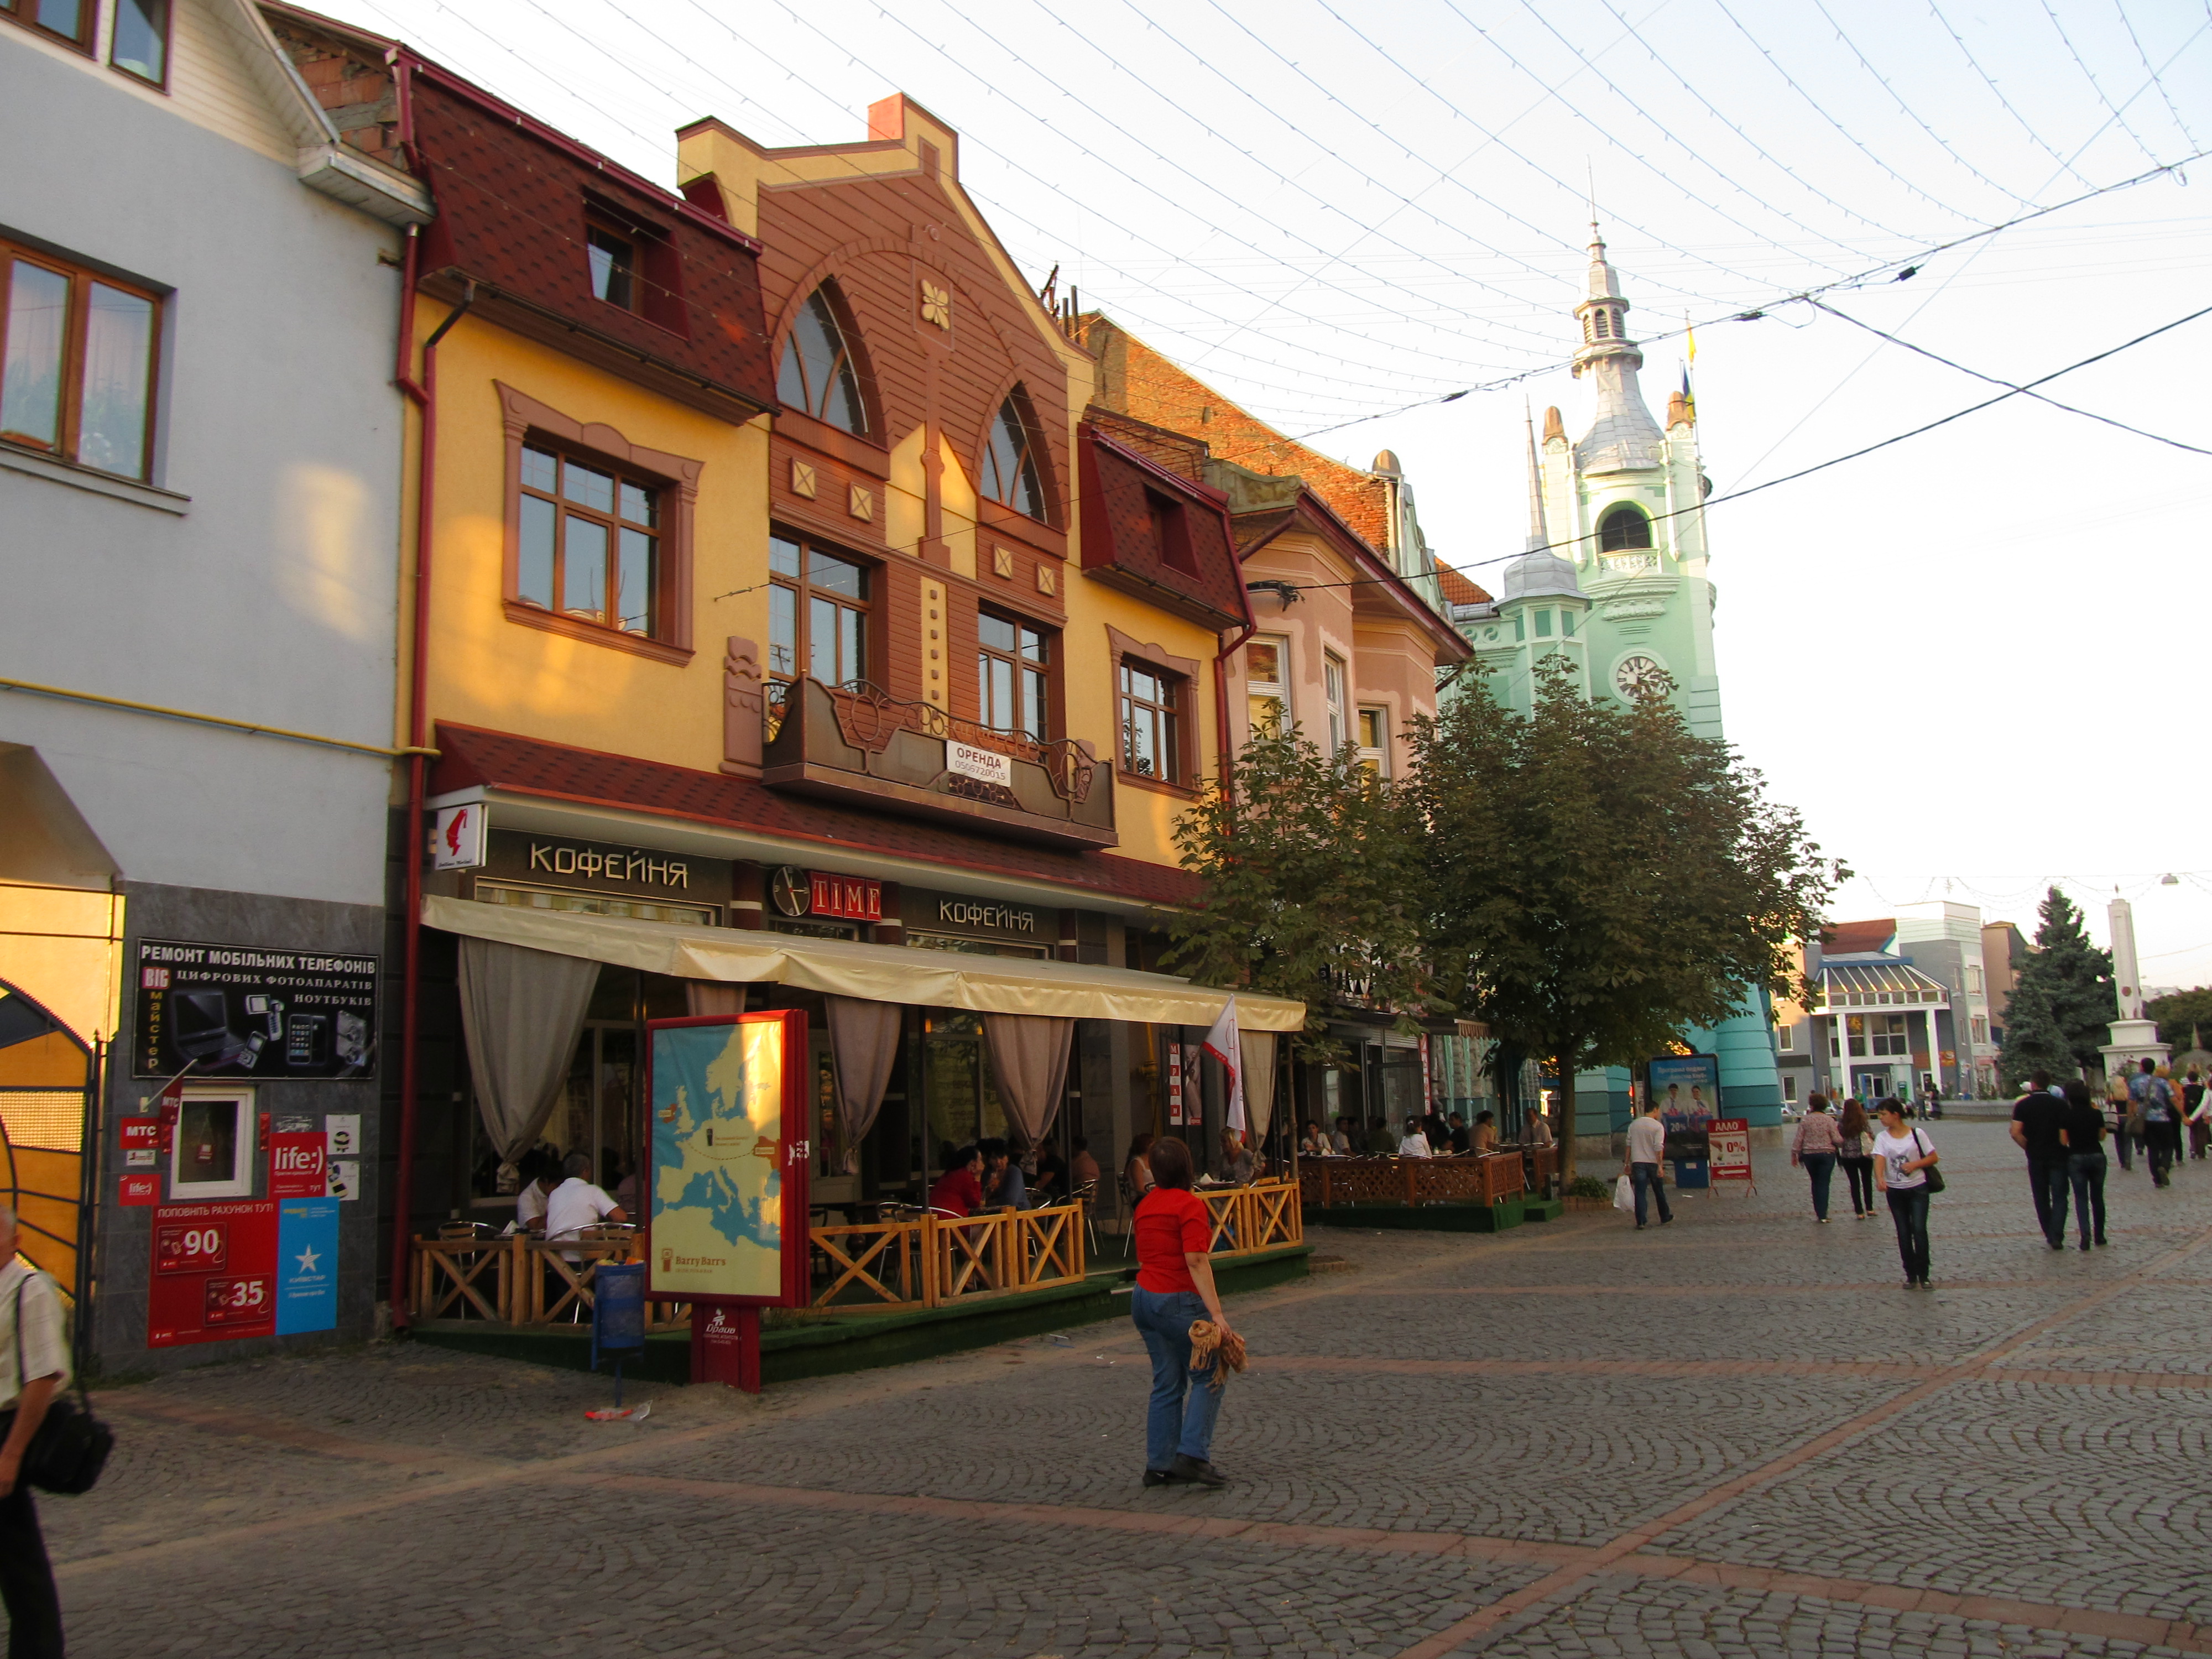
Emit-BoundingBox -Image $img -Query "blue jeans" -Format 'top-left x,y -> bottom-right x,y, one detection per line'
1131,1286 -> 1224,1469
1801,1152 -> 1836,1219
1630,1161 -> 1671,1226
2068,1151 -> 2107,1245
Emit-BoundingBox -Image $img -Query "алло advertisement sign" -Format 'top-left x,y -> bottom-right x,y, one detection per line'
135,938 -> 379,1080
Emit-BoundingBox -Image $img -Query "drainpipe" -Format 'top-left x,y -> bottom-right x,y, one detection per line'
387,64 -> 473,1325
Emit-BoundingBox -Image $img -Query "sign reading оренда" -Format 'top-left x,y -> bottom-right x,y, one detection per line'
134,938 -> 379,1081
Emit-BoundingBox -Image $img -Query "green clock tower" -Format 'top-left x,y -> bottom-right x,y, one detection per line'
1451,224 -> 1783,1136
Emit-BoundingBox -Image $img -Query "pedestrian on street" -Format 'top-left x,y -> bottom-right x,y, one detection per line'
2185,1070 -> 2210,1162
1,1203 -> 69,1659
2010,1071 -> 2072,1249
2057,1079 -> 2109,1251
1129,1136 -> 1234,1489
1872,1099 -> 1938,1290
2108,1072 -> 2137,1172
1837,1098 -> 1878,1219
1623,1097 -> 1673,1231
2130,1060 -> 2180,1187
1790,1094 -> 1843,1222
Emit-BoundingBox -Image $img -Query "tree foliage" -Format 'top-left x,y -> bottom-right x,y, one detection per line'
2148,987 -> 2212,1054
1996,976 -> 2078,1091
1165,726 -> 1427,1062
1408,660 -> 1843,1176
2006,887 -> 2116,1076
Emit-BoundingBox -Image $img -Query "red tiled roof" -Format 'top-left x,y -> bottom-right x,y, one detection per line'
431,724 -> 1203,909
1437,564 -> 1492,606
1824,919 -> 1897,954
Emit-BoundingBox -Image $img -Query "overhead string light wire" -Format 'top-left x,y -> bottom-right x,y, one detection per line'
1925,0 -> 2100,188
2037,0 -> 2167,166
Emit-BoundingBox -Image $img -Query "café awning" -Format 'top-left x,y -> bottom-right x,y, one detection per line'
422,894 -> 1307,1031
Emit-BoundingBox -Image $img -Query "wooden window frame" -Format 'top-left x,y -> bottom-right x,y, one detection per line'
1355,706 -> 1389,780
1246,632 -> 1290,737
776,280 -> 873,439
0,237 -> 163,482
0,0 -> 96,54
497,382 -> 697,665
107,0 -> 171,88
975,605 -> 1055,743
767,526 -> 874,692
1598,504 -> 1652,551
1105,626 -> 1198,792
979,385 -> 1053,526
1323,653 -> 1348,755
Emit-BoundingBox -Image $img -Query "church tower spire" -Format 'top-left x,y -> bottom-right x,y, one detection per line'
1570,221 -> 1665,472
1523,403 -> 1551,554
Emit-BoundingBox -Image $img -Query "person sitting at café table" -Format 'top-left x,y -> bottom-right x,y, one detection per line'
1472,1110 -> 1499,1153
1299,1120 -> 1327,1159
1365,1118 -> 1398,1155
1071,1136 -> 1101,1195
929,1144 -> 985,1217
1125,1133 -> 1158,1199
1031,1138 -> 1068,1202
1220,1128 -> 1255,1183
1329,1117 -> 1354,1156
1525,1105 -> 1555,1147
1397,1119 -> 1433,1157
511,1152 -> 558,1235
544,1151 -> 628,1259
980,1138 -> 1027,1209
1444,1114 -> 1471,1155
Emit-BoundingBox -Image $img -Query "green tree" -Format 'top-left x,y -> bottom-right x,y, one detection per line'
2007,887 -> 2115,1077
1997,977 -> 2076,1092
1165,726 -> 1427,1062
2146,987 -> 2212,1052
1410,660 -> 1841,1181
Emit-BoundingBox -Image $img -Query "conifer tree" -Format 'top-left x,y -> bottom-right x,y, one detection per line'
1997,977 -> 2076,1091
2007,888 -> 2116,1078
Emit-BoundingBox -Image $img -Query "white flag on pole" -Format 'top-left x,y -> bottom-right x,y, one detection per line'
1203,996 -> 1245,1133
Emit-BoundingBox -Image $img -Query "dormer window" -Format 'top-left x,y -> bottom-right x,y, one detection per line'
586,222 -> 637,311
778,283 -> 869,435
983,388 -> 1047,520
1599,504 -> 1653,551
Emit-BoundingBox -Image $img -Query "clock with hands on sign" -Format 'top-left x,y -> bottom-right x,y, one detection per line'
1612,654 -> 1670,701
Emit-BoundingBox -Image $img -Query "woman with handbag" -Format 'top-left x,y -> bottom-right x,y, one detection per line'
1130,1136 -> 1237,1489
1872,1099 -> 1940,1290
1,1202 -> 67,1659
1837,1098 -> 1879,1219
1790,1094 -> 1843,1222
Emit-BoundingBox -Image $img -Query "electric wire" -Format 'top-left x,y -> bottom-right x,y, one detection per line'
2038,0 -> 2166,165
1505,0 -> 1917,252
1925,0 -> 2099,188
1804,299 -> 2212,457
1735,0 -> 2032,213
2110,0 -> 2202,149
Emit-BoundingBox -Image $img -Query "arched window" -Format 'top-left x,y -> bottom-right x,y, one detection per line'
777,284 -> 868,435
1598,504 -> 1653,551
982,388 -> 1048,520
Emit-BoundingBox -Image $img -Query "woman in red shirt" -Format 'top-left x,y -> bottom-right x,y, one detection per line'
1130,1136 -> 1234,1489
927,1145 -> 984,1217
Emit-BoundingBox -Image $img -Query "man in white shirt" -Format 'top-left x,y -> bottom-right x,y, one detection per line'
544,1152 -> 628,1259
1396,1121 -> 1432,1158
1,1202 -> 68,1658
1623,1100 -> 1673,1230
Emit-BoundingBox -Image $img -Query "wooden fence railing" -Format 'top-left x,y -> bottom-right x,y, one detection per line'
1197,1178 -> 1305,1255
413,1200 -> 1101,1324
1296,1151 -> 1550,1209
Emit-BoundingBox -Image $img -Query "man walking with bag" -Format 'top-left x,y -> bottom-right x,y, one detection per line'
1623,1098 -> 1673,1231
2131,1060 -> 2180,1187
1,1202 -> 67,1658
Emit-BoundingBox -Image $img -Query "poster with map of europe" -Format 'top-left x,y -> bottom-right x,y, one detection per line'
646,1011 -> 808,1305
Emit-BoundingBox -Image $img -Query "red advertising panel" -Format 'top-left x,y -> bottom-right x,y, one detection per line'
119,1173 -> 160,1206
268,1132 -> 327,1198
149,1199 -> 279,1346
808,872 -> 881,921
1709,1119 -> 1754,1186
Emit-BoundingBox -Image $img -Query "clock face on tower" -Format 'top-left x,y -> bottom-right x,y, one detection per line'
1613,654 -> 1668,701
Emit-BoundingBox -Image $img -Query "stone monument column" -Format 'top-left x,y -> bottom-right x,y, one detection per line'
2099,894 -> 2170,1076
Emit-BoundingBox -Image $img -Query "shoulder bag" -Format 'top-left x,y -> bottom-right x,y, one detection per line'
12,1277 -> 113,1495
1912,1129 -> 1946,1196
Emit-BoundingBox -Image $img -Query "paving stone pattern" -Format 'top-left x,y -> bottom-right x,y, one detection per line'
36,1122 -> 2212,1657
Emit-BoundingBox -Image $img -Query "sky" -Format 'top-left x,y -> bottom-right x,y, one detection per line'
321,0 -> 2212,985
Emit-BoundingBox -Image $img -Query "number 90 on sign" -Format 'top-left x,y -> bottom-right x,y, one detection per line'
202,1277 -> 270,1324
156,1223 -> 228,1274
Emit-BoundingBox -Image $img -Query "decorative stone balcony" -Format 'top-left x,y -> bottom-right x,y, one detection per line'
761,678 -> 1117,849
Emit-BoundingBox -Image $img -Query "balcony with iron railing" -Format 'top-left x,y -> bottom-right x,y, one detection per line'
761,677 -> 1117,849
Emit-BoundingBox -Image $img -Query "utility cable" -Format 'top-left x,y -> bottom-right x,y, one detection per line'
2038,0 -> 2166,166
1926,0 -> 2099,188
2110,0 -> 2202,150
1804,299 -> 2212,457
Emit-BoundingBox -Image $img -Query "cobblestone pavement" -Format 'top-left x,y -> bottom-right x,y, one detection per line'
38,1121 -> 2212,1658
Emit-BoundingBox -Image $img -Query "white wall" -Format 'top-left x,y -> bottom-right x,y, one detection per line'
0,32 -> 403,908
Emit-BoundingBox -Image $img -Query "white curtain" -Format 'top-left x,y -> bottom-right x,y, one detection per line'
457,937 -> 601,1178
685,982 -> 747,1016
982,1014 -> 1073,1149
1240,1030 -> 1279,1146
826,996 -> 902,1172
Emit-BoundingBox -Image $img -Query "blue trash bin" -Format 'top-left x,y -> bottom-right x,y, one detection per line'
591,1261 -> 646,1378
1671,1157 -> 1710,1191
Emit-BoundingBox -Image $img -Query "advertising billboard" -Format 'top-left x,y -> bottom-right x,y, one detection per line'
644,1011 -> 808,1307
134,938 -> 378,1080
1648,1053 -> 1720,1161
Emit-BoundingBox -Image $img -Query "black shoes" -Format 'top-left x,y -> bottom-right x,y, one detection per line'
1142,1468 -> 1174,1487
1168,1454 -> 1229,1488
